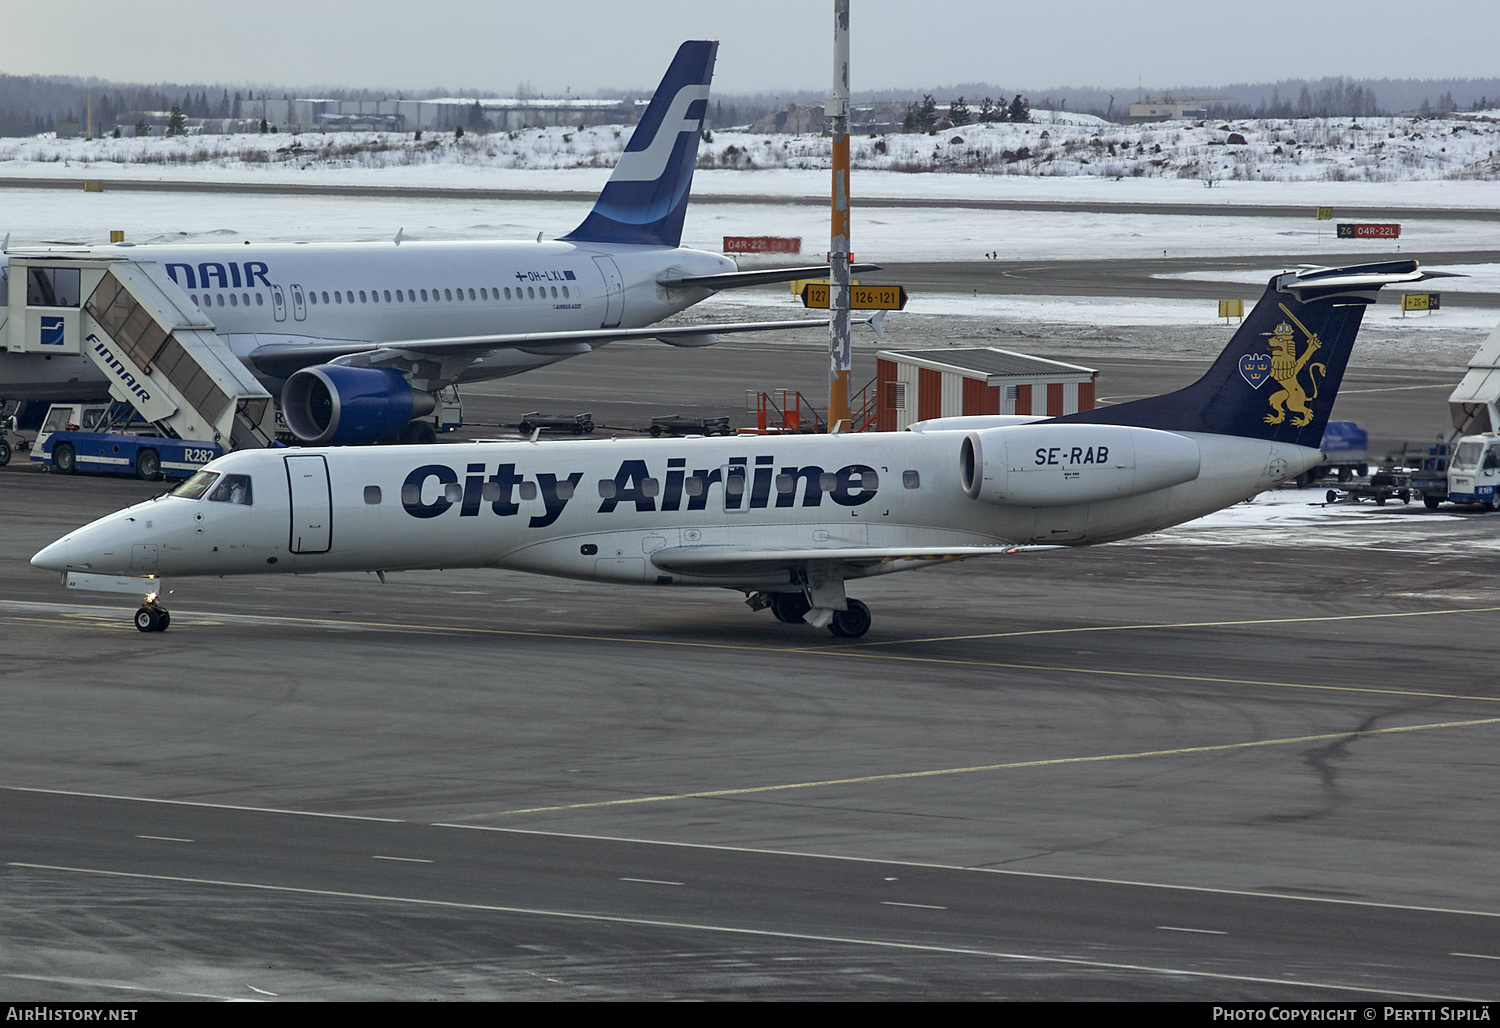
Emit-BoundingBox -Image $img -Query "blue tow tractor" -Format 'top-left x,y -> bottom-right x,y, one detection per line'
30,402 -> 223,481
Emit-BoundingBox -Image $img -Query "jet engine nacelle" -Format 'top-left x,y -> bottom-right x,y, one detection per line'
281,365 -> 436,446
960,424 -> 1201,507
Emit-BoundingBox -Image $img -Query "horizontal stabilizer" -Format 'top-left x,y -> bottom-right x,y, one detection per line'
1059,260 -> 1418,448
662,263 -> 883,291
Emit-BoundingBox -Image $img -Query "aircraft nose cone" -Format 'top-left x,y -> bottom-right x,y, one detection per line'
31,536 -> 70,573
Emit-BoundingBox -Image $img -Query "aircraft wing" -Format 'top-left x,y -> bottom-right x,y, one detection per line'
660,263 -> 882,291
648,544 -> 1057,580
244,318 -> 836,379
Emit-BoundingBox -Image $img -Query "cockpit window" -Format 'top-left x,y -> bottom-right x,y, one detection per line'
208,474 -> 253,505
172,470 -> 220,499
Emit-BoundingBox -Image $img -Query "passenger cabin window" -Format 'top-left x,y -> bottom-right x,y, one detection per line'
364,486 -> 382,505
903,470 -> 921,489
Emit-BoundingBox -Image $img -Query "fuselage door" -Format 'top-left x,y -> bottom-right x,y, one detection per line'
285,454 -> 332,553
271,284 -> 287,322
290,284 -> 307,322
592,256 -> 624,328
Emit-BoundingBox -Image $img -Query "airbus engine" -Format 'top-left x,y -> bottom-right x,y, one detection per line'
959,423 -> 1201,507
281,366 -> 436,446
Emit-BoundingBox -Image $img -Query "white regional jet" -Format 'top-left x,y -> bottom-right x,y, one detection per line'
0,40 -> 871,444
33,261 -> 1431,637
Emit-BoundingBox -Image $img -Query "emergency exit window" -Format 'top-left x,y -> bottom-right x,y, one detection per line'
27,268 -> 81,307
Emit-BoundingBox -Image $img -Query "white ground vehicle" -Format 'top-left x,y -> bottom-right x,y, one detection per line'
1446,433 -> 1500,508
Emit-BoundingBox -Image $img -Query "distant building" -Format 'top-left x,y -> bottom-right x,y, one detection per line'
751,104 -> 827,135
242,95 -> 638,133
55,118 -> 80,139
1126,93 -> 1225,122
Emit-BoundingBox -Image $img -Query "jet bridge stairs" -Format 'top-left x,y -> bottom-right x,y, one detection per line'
82,261 -> 277,449
5,254 -> 279,450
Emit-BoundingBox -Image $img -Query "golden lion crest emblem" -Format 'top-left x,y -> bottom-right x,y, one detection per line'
1261,305 -> 1327,427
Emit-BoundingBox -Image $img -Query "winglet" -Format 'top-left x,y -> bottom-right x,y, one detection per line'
560,41 -> 717,248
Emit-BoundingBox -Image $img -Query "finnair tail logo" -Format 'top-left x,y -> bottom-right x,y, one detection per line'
609,83 -> 710,183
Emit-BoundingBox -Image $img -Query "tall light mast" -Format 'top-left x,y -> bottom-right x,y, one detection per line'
827,0 -> 852,432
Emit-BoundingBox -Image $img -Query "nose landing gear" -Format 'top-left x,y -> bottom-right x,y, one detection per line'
134,602 -> 170,632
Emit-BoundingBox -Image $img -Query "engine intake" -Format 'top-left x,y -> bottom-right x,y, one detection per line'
281,365 -> 435,446
960,424 -> 1200,507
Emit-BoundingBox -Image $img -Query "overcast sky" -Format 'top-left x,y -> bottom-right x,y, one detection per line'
7,1 -> 1497,96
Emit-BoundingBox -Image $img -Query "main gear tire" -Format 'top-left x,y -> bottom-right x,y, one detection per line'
828,599 -> 872,639
770,592 -> 812,624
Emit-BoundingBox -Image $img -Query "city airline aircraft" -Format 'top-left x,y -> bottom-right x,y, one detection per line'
34,262 -> 1432,637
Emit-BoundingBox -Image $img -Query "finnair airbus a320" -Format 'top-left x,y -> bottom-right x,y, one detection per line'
34,261 -> 1431,637
0,40 -> 867,444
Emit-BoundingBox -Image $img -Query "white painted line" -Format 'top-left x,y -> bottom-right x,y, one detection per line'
1452,952 -> 1500,960
1158,926 -> 1228,935
1,784 -> 404,822
3,973 -> 249,1002
881,901 -> 948,910
621,877 -> 683,886
373,855 -> 433,863
136,835 -> 194,842
432,823 -> 1500,921
246,985 -> 277,996
8,862 -> 1481,1003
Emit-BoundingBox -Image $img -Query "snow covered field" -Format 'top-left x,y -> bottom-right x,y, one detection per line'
4,108 -> 1500,188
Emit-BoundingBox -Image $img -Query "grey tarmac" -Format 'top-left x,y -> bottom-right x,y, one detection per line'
3,332 -> 1499,1000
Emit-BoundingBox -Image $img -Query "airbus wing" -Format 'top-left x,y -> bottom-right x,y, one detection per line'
247,318 -> 852,379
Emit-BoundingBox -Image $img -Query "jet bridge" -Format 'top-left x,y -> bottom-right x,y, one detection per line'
5,255 -> 276,449
1448,320 -> 1500,437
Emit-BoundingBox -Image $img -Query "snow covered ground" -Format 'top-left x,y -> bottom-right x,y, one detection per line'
1,177 -> 1496,268
4,108 -> 1499,189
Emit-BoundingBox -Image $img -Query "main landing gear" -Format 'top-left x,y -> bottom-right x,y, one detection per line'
134,601 -> 170,633
752,591 -> 872,638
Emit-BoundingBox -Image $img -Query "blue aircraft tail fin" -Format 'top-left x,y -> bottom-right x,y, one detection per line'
1057,261 -> 1427,447
561,40 -> 717,249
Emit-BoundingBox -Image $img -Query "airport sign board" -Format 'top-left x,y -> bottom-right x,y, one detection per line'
1337,223 -> 1400,239
724,236 -> 801,254
800,283 -> 908,310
